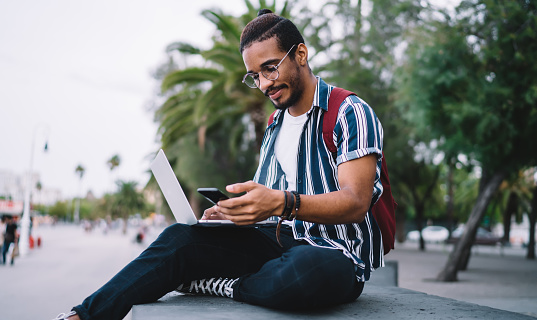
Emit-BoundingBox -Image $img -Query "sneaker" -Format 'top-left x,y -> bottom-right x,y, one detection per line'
52,311 -> 77,320
177,277 -> 237,298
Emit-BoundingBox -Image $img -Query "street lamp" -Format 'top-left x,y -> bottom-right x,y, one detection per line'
19,123 -> 49,256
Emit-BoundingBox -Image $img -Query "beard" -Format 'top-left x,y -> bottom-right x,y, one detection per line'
265,65 -> 304,110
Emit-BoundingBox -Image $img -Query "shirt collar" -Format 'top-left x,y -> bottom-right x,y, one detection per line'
315,76 -> 330,112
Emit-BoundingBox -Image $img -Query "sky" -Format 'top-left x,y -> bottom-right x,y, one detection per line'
0,0 -> 463,202
0,0 -> 258,199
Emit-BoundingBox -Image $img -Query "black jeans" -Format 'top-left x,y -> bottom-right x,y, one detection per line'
73,223 -> 364,320
2,240 -> 14,264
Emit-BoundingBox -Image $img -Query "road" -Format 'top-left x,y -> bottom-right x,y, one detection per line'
0,223 -> 157,320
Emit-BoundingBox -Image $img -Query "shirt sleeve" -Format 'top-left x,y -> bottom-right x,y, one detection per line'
333,95 -> 383,166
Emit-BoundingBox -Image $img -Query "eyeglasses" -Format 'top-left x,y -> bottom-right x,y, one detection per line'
242,44 -> 297,89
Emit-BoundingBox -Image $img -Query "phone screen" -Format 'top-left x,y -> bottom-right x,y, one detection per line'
197,188 -> 229,205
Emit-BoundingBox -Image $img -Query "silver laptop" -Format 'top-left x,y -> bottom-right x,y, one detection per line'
150,149 -> 276,226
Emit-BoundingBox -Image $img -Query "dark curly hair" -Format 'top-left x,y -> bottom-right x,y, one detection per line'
239,9 -> 304,57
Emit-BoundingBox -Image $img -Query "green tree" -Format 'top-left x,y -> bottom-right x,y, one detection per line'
77,199 -> 96,221
157,1 -> 290,152
294,0 -> 440,243
74,164 -> 85,223
113,180 -> 145,234
75,164 -> 85,180
528,178 -> 537,259
397,0 -> 537,280
107,154 -> 121,171
48,201 -> 70,220
107,154 -> 121,191
496,171 -> 533,243
95,193 -> 116,222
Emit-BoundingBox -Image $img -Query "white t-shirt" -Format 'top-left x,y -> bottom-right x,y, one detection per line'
274,109 -> 308,191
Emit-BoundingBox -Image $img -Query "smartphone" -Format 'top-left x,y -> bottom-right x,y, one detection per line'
197,188 -> 230,205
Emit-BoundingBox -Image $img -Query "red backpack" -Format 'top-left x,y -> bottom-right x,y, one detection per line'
268,87 -> 397,254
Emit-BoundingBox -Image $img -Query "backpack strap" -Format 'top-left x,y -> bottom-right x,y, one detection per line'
327,87 -> 397,254
323,88 -> 355,153
268,111 -> 276,126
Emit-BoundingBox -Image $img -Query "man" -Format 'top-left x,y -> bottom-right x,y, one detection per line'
54,9 -> 384,320
2,215 -> 18,265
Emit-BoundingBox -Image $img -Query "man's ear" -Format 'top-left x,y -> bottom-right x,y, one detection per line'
295,43 -> 308,66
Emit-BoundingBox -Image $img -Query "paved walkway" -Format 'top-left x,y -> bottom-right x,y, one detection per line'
0,223 -> 149,320
387,241 -> 537,317
1,224 -> 535,319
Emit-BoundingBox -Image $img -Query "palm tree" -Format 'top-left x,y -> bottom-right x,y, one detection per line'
152,1 -> 291,215
113,180 -> 145,234
74,164 -> 85,223
156,1 -> 291,152
106,154 -> 121,191
107,154 -> 121,171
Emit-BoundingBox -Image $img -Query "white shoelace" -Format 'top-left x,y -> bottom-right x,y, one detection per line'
188,277 -> 237,298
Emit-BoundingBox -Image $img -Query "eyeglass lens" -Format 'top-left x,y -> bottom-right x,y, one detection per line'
243,67 -> 278,88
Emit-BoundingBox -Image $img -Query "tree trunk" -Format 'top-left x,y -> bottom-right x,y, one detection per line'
396,206 -> 406,243
416,203 -> 426,251
437,170 -> 505,282
446,159 -> 455,235
527,186 -> 537,260
122,216 -> 128,235
502,192 -> 517,244
457,246 -> 471,271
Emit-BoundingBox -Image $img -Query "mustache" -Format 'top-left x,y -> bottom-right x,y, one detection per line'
264,84 -> 287,97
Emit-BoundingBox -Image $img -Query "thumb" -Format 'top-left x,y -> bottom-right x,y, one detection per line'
226,180 -> 256,194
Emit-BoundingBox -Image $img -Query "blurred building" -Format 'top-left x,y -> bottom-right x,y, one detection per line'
0,169 -> 63,209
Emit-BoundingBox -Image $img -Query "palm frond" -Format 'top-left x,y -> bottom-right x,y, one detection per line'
161,68 -> 221,92
202,45 -> 243,68
202,10 -> 242,42
166,42 -> 201,55
244,0 -> 256,14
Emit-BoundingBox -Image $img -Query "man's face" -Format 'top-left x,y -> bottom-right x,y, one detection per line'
242,37 -> 304,110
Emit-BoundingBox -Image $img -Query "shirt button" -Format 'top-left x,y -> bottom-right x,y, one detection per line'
298,179 -> 302,184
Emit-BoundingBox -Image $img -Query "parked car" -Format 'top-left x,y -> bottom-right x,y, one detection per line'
446,226 -> 502,245
407,226 -> 450,243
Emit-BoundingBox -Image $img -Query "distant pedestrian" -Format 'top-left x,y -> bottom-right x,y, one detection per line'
2,215 -> 18,265
0,215 -> 6,257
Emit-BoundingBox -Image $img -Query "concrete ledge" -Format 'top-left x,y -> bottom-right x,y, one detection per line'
369,260 -> 398,287
133,286 -> 535,320
132,261 -> 534,319
132,261 -> 535,320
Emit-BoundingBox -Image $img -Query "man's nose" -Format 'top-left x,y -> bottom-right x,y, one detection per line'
257,76 -> 274,92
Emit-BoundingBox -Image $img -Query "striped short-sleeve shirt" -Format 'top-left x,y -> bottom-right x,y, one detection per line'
253,77 -> 385,281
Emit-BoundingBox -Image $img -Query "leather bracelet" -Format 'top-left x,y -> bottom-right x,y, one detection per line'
291,191 -> 300,220
280,191 -> 294,220
276,218 -> 283,247
279,191 -> 288,218
287,191 -> 295,220
276,191 -> 294,247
